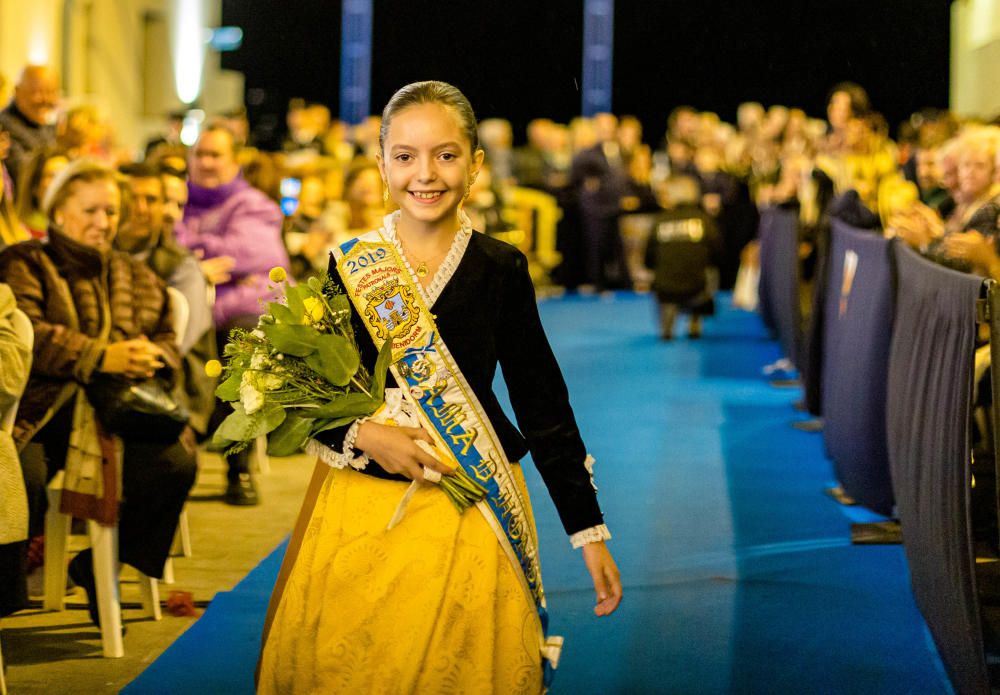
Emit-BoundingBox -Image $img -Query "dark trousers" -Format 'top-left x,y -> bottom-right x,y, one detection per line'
212,315 -> 260,479
20,401 -> 197,579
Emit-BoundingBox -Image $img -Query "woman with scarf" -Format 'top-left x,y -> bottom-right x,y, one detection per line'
0,159 -> 196,629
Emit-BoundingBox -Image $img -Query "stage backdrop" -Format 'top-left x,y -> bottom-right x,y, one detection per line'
821,222 -> 894,515
887,241 -> 988,695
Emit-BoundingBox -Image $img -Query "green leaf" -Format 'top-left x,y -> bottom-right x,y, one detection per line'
307,276 -> 324,293
215,372 -> 242,401
206,430 -> 234,452
303,393 -> 379,419
285,284 -> 306,323
304,333 -> 360,386
371,338 -> 393,402
262,323 -> 319,356
266,413 -> 313,456
268,302 -> 295,325
311,415 -> 361,434
217,401 -> 286,442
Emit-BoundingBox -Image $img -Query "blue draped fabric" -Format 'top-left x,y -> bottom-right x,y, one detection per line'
757,206 -> 800,367
821,222 -> 894,514
887,241 -> 987,695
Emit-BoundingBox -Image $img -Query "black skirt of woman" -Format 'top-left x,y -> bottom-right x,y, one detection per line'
19,401 -> 196,579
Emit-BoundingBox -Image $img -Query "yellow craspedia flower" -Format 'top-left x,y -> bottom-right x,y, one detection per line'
268,266 -> 287,283
204,360 -> 223,378
303,296 -> 325,323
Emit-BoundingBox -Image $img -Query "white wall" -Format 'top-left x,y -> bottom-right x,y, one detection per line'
952,0 -> 1000,118
0,0 -> 244,156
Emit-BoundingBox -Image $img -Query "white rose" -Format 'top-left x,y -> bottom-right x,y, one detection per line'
240,375 -> 265,415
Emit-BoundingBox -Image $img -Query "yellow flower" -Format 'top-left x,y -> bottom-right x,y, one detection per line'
303,296 -> 325,324
268,266 -> 287,283
204,360 -> 223,378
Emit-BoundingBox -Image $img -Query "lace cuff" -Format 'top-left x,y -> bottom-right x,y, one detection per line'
570,524 -> 612,549
307,417 -> 370,470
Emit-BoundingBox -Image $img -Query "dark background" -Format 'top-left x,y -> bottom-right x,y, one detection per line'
221,0 -> 952,147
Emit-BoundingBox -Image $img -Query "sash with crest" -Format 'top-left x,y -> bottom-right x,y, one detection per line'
334,223 -> 564,675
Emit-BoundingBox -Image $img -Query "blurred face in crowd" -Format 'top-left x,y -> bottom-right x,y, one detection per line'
916,148 -> 941,192
14,66 -> 59,126
843,117 -> 864,150
618,117 -> 642,151
378,102 -> 483,234
737,102 -> 764,135
673,109 -> 700,143
958,147 -> 995,202
122,176 -> 164,246
827,91 -> 853,132
189,129 -> 240,189
593,113 -> 618,144
526,119 -> 551,149
36,154 -> 70,206
344,167 -> 382,213
570,118 -> 596,152
938,150 -> 959,196
54,178 -> 121,253
297,175 -> 328,219
161,174 -> 188,232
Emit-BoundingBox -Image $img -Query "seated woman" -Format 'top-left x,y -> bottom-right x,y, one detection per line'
0,282 -> 32,620
0,159 -> 197,628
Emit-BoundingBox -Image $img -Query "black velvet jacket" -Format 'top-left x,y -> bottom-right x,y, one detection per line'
319,232 -> 603,535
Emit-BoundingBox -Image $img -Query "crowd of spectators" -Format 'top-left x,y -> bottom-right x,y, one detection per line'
1,59 -> 998,654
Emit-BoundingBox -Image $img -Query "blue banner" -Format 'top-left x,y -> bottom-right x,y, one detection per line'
887,241 -> 987,695
821,222 -> 894,514
339,0 -> 373,125
581,0 -> 614,116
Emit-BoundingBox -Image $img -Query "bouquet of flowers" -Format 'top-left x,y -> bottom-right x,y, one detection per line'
206,267 -> 487,513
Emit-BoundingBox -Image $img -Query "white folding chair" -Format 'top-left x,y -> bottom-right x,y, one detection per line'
165,286 -> 189,349
0,308 -> 32,695
163,288 -> 193,583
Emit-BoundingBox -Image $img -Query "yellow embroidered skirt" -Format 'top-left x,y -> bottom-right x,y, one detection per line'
258,464 -> 544,695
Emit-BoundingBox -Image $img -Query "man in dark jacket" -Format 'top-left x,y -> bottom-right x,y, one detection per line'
117,162 -> 218,437
645,176 -> 722,339
570,113 -> 632,290
0,65 -> 58,184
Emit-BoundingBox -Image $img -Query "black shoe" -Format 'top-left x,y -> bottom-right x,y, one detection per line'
68,549 -> 99,626
68,550 -> 127,634
225,473 -> 260,506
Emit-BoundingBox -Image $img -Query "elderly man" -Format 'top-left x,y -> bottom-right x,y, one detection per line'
0,65 -> 58,184
178,123 -> 289,505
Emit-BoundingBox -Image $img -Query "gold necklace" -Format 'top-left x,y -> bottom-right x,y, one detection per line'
398,235 -> 449,279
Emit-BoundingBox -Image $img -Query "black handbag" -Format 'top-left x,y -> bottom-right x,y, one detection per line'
86,375 -> 190,443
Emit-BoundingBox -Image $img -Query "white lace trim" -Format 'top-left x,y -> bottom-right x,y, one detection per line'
570,524 -> 612,549
381,210 -> 473,307
584,453 -> 598,491
306,430 -> 369,471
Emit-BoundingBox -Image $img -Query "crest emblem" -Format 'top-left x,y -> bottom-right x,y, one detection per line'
365,280 -> 420,339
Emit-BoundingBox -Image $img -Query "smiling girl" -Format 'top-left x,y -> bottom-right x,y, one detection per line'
257,81 -> 621,694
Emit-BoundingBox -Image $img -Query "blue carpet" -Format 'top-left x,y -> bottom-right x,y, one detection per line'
124,292 -> 951,694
